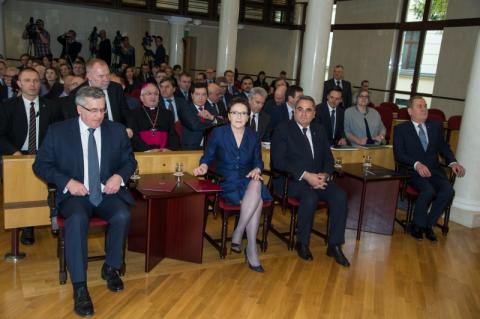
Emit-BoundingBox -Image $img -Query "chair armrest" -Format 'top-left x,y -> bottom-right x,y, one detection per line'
439,162 -> 457,185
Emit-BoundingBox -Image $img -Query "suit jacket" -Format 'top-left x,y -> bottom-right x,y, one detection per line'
32,118 -> 137,206
271,120 -> 334,193
251,111 -> 271,142
393,120 -> 455,178
178,102 -> 217,150
62,81 -> 132,128
270,103 -> 291,130
322,78 -> 352,108
0,96 -> 62,155
130,106 -> 180,151
174,88 -> 191,103
206,100 -> 228,119
315,102 -> 345,146
43,82 -> 64,100
159,96 -> 187,122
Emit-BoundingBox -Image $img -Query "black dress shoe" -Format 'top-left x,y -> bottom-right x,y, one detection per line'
326,245 -> 350,267
231,242 -> 241,254
409,224 -> 424,241
101,264 -> 124,292
295,242 -> 313,261
244,249 -> 264,273
424,227 -> 438,242
73,286 -> 94,317
20,227 -> 35,245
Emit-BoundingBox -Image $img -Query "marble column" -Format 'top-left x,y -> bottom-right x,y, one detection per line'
450,30 -> 480,228
167,16 -> 191,67
299,0 -> 334,104
0,0 -> 5,57
216,0 -> 240,75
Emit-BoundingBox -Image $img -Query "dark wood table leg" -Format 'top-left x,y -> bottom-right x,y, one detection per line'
356,181 -> 367,241
4,228 -> 26,262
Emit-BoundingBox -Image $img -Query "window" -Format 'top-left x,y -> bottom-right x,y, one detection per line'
400,31 -> 420,71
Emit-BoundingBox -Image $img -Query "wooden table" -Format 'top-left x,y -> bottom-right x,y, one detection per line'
128,173 -> 220,272
335,164 -> 408,240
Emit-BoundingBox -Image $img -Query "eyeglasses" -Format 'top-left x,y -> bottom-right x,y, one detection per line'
79,104 -> 107,114
295,107 -> 314,114
229,111 -> 249,117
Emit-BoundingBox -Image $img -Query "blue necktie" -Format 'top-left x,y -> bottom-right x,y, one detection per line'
330,109 -> 336,139
88,128 -> 102,206
418,124 -> 428,151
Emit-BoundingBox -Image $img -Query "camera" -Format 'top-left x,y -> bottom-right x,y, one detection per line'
25,17 -> 37,40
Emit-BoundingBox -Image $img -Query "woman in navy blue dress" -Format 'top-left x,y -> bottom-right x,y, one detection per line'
193,98 -> 271,272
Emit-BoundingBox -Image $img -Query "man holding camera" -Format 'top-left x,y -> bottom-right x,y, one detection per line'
57,30 -> 82,64
22,18 -> 51,59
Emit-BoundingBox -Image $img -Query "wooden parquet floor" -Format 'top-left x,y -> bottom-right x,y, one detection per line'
1,207 -> 480,319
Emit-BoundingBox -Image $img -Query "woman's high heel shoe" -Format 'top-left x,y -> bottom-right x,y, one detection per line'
244,249 -> 264,273
231,242 -> 241,254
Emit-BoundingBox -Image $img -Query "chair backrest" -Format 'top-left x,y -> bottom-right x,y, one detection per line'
427,108 -> 446,122
375,105 -> 394,142
397,107 -> 410,120
448,115 -> 462,130
379,102 -> 399,113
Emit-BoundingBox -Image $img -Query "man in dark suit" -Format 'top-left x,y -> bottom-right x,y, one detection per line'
215,76 -> 232,107
207,83 -> 228,119
159,78 -> 186,122
315,87 -> 347,146
174,72 -> 192,102
224,69 -> 239,100
322,65 -> 352,108
270,85 -> 303,130
178,83 -> 218,150
238,75 -> 254,99
32,86 -> 137,317
62,59 -> 133,135
393,96 -> 465,241
248,87 -> 271,142
271,96 -> 350,267
0,67 -> 62,245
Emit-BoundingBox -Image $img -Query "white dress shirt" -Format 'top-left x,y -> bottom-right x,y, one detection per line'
78,117 -> 104,192
21,96 -> 40,151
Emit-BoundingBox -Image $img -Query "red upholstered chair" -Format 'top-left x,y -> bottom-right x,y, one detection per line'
375,106 -> 394,143
447,115 -> 462,130
48,188 -> 126,285
427,108 -> 446,122
379,102 -> 400,113
129,88 -> 141,100
268,169 -> 329,250
395,162 -> 456,236
397,107 -> 410,120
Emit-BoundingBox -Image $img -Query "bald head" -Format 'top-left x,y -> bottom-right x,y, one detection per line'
274,86 -> 287,105
70,76 -> 85,92
208,83 -> 222,103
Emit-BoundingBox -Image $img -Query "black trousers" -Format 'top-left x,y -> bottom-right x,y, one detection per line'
59,194 -> 131,283
409,174 -> 454,228
289,181 -> 348,246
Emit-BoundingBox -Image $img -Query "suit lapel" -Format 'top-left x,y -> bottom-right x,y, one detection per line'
16,97 -> 29,140
408,121 -> 426,153
70,119 -> 84,182
100,122 -> 110,181
292,122 -> 313,160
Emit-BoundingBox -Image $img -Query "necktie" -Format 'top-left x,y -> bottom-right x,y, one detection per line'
302,127 -> 314,158
418,124 -> 428,151
289,109 -> 293,120
28,102 -> 37,154
88,128 -> 102,206
213,103 -> 219,115
250,114 -> 257,131
102,89 -> 113,121
364,116 -> 374,144
166,99 -> 173,111
330,109 -> 336,139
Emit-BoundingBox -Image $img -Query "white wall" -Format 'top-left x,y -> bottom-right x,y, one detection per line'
335,0 -> 402,24
5,0 -> 148,66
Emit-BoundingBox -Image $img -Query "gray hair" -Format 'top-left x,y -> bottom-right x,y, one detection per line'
75,86 -> 105,106
249,87 -> 268,99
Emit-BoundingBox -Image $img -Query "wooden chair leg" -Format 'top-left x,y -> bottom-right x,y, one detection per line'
120,240 -> 126,276
220,210 -> 229,259
59,228 -> 67,285
288,206 -> 297,251
260,206 -> 271,252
